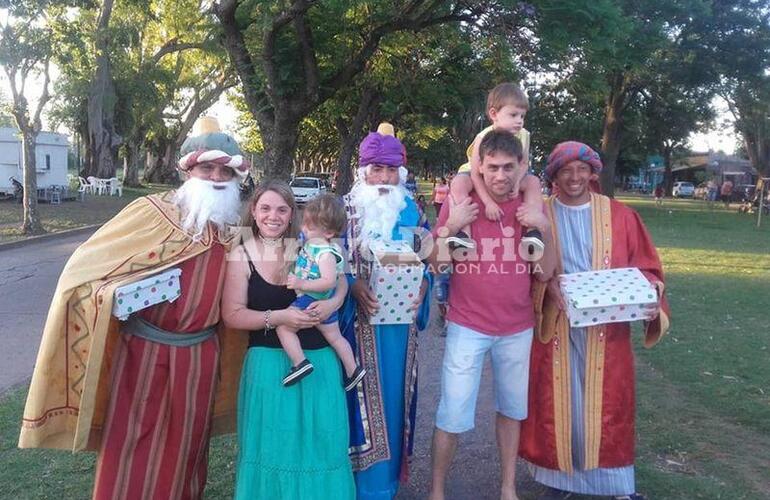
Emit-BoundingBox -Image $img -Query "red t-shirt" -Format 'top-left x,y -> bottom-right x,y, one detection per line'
434,192 -> 534,336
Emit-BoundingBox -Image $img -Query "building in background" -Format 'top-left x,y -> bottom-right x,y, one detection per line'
0,127 -> 70,195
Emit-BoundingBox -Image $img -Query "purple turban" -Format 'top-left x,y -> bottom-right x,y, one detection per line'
545,141 -> 603,181
358,132 -> 405,167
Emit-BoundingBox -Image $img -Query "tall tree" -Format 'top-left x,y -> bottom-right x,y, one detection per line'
641,81 -> 713,194
86,0 -> 121,178
213,0 -> 496,179
722,77 -> 770,177
705,1 -> 770,177
0,3 -> 57,234
50,0 -> 235,185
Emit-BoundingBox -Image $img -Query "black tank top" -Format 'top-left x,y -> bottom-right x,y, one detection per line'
244,246 -> 329,350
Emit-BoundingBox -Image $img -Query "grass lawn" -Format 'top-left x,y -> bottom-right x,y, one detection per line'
0,184 -> 168,243
0,192 -> 768,498
625,196 -> 770,499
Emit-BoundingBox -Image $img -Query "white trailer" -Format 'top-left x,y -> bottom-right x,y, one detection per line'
0,127 -> 70,195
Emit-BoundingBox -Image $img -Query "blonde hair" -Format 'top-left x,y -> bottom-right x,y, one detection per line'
487,82 -> 529,112
303,193 -> 347,235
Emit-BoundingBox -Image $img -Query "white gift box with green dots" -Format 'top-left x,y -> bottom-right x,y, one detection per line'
112,268 -> 182,320
559,267 -> 657,328
367,240 -> 425,325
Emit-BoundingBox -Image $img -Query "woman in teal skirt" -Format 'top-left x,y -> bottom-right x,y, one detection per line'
222,180 -> 355,499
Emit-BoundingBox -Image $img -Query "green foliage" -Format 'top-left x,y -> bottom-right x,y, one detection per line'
47,0 -> 234,180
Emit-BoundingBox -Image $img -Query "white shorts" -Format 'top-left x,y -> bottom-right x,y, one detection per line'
435,321 -> 533,433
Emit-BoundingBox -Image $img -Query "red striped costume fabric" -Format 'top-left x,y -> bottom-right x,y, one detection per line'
92,243 -> 226,500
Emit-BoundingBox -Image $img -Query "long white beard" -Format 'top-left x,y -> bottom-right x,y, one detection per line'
174,177 -> 242,240
350,182 -> 407,249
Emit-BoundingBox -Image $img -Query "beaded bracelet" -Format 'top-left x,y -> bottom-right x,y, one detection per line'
264,309 -> 273,331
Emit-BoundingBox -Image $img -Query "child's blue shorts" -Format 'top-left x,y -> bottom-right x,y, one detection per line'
291,293 -> 338,324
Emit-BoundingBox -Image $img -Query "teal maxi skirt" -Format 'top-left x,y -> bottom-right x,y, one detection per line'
235,346 -> 356,500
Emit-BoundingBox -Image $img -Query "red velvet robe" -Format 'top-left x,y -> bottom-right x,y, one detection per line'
520,193 -> 671,472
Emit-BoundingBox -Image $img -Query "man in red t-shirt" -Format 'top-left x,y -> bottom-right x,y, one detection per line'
427,130 -> 555,500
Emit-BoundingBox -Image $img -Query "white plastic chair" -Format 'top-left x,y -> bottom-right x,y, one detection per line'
108,177 -> 123,197
78,177 -> 90,200
86,176 -> 102,195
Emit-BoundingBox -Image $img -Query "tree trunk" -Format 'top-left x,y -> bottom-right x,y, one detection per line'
257,113 -> 300,180
20,131 -> 44,235
143,140 -> 181,185
662,144 -> 674,197
335,87 -> 378,195
122,142 -> 142,187
600,91 -> 624,198
86,0 -> 120,179
744,131 -> 770,177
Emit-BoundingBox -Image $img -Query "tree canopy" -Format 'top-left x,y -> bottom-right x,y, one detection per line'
2,0 -> 769,196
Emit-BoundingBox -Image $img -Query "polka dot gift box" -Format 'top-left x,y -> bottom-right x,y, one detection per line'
367,240 -> 425,325
112,268 -> 182,320
558,267 -> 657,328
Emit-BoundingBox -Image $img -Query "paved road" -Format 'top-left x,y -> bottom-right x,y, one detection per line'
1,230 -> 541,499
0,230 -> 96,392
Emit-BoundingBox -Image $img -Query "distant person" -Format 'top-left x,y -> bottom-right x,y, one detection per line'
721,179 -> 734,207
654,183 -> 664,206
416,193 -> 428,214
707,179 -> 718,208
405,171 -> 418,198
433,177 -> 450,218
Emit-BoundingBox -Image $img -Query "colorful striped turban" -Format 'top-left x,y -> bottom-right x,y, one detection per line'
178,117 -> 250,178
545,141 -> 603,181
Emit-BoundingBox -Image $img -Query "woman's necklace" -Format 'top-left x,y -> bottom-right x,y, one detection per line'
259,234 -> 283,248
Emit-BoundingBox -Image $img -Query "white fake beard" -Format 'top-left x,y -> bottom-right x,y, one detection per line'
174,177 -> 242,240
349,182 -> 407,249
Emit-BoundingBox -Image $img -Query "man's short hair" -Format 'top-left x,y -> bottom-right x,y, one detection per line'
478,130 -> 523,162
487,82 -> 529,111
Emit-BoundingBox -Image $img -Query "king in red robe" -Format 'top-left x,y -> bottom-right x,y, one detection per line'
520,142 -> 670,498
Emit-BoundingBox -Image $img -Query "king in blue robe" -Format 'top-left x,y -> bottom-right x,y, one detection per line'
339,130 -> 432,500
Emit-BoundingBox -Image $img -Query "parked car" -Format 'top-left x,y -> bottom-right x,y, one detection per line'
296,172 -> 333,191
672,181 -> 695,198
290,176 -> 326,204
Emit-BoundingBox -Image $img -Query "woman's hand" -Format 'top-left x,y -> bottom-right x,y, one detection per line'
273,308 -> 319,330
305,275 -> 348,321
306,297 -> 337,322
